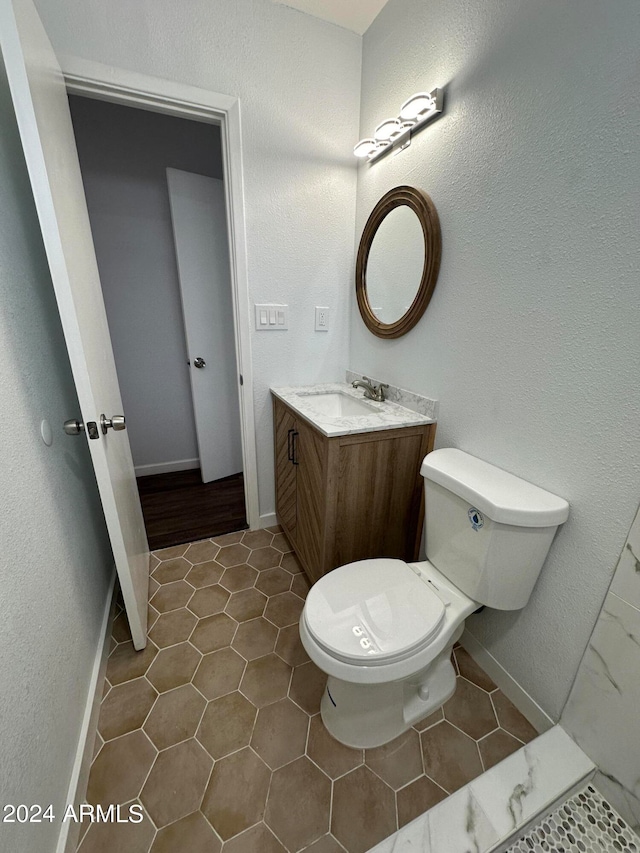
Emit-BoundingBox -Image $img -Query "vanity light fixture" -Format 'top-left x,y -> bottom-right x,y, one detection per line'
353,138 -> 378,158
374,118 -> 402,141
354,87 -> 444,164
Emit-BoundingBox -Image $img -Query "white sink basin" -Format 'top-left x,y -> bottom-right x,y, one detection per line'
301,392 -> 377,418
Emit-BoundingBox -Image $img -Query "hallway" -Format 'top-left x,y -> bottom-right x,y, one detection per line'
137,470 -> 247,550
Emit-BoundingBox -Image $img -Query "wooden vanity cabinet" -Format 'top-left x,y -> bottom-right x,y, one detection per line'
273,396 -> 436,583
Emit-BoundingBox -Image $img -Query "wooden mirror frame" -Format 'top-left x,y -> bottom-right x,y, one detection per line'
355,185 -> 442,339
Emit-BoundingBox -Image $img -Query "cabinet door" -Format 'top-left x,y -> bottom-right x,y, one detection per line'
274,399 -> 297,540
295,417 -> 326,581
331,427 -> 432,568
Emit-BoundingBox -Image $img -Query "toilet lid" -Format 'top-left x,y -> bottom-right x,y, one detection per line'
304,558 -> 445,665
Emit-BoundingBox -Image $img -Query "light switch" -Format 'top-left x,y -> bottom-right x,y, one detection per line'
255,304 -> 288,330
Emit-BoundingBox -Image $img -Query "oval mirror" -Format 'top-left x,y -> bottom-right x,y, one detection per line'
356,186 -> 441,338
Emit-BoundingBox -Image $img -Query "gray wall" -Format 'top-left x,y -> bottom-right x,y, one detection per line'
0,61 -> 113,853
36,0 -> 362,517
354,0 -> 640,719
69,96 -> 223,474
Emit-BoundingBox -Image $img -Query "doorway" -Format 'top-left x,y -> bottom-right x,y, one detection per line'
68,95 -> 248,548
1,12 -> 258,650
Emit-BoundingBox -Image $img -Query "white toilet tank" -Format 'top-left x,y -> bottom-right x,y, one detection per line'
420,449 -> 569,610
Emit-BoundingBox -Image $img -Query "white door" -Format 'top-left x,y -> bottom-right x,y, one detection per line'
167,168 -> 243,483
0,0 -> 150,649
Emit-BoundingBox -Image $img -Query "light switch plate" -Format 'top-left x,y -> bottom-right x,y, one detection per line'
255,303 -> 288,330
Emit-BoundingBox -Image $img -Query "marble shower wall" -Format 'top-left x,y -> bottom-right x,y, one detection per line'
561,504 -> 640,832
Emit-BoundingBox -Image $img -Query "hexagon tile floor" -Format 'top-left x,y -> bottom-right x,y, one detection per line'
78,526 -> 539,853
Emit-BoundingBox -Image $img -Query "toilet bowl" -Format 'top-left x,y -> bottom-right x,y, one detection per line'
300,448 -> 569,748
300,557 -> 477,747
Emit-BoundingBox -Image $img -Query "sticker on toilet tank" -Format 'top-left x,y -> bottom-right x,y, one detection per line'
468,507 -> 484,531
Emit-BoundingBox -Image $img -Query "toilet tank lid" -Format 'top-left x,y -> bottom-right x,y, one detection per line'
421,449 -> 570,527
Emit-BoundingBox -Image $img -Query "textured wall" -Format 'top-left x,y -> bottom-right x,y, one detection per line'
562,505 -> 640,832
0,61 -> 113,853
354,0 -> 640,718
69,96 -> 222,472
34,0 -> 362,517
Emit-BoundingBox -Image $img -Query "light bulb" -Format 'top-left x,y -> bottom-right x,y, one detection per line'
353,138 -> 378,158
374,118 -> 402,141
399,93 -> 435,121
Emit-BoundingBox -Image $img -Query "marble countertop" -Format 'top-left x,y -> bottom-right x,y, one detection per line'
270,383 -> 435,438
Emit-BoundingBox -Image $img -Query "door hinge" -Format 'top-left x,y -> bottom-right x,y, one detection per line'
239,374 -> 244,386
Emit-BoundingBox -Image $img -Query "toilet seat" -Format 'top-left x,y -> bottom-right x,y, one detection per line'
303,558 -> 445,667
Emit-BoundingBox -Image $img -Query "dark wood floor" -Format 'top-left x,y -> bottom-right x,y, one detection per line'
136,468 -> 247,550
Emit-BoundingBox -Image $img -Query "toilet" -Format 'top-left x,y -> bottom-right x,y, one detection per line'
299,448 -> 569,748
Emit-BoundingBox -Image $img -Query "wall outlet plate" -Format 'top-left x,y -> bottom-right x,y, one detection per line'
315,306 -> 330,331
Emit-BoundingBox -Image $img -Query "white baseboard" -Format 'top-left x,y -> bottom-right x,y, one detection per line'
134,458 -> 199,477
57,568 -> 117,853
461,628 -> 555,735
258,512 -> 278,529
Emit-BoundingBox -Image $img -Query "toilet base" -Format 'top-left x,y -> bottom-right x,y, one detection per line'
320,646 -> 457,749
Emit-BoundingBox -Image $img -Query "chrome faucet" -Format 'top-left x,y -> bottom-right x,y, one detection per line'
351,376 -> 389,402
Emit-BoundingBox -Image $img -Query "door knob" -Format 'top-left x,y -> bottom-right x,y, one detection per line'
63,418 -> 84,435
100,414 -> 126,435
193,357 -> 206,369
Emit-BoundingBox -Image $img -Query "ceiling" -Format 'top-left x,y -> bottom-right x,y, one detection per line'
272,0 -> 390,35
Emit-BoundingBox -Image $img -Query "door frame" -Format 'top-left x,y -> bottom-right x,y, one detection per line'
62,57 -> 260,529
